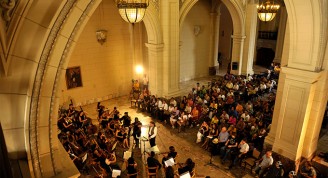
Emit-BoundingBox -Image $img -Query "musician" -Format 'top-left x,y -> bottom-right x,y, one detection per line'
147,151 -> 161,173
79,111 -> 88,128
115,125 -> 129,149
127,157 -> 138,177
161,146 -> 178,166
148,121 -> 157,147
68,104 -> 76,117
132,118 -> 142,148
177,158 -> 195,175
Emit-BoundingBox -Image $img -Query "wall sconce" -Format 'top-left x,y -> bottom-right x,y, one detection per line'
194,25 -> 201,36
96,30 -> 107,45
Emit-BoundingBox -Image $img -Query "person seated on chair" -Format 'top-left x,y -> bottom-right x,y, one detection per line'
288,171 -> 297,178
299,161 -> 317,178
201,123 -> 218,150
221,133 -> 238,163
165,166 -> 175,178
170,107 -> 180,129
229,138 -> 249,169
162,146 -> 178,166
177,158 -> 195,175
147,151 -> 161,173
264,161 -> 284,178
177,111 -> 188,133
254,151 -> 273,177
127,157 -> 138,177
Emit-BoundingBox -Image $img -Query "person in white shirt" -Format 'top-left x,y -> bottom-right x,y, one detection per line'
241,111 -> 250,122
233,83 -> 239,91
254,151 -> 274,177
143,74 -> 149,90
229,139 -> 249,168
148,121 -> 157,147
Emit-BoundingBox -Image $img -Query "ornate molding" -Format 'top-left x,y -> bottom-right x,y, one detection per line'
49,0 -> 97,174
0,0 -> 16,22
29,0 -> 77,177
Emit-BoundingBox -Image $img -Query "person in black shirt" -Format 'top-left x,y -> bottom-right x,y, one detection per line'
162,146 -> 178,166
177,158 -> 195,175
147,151 -> 161,173
220,133 -> 238,163
165,166 -> 175,178
132,118 -> 142,149
126,157 -> 138,177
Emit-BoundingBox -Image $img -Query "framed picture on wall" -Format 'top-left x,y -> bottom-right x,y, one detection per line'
65,66 -> 83,89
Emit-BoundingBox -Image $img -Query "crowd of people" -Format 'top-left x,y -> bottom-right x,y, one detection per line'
57,62 -> 319,178
130,63 -> 318,178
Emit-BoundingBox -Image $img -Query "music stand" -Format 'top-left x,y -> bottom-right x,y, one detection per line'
141,137 -> 148,164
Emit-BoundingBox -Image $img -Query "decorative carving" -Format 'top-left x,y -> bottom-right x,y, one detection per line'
0,0 -> 16,21
152,0 -> 159,12
96,30 -> 107,45
29,0 -> 78,177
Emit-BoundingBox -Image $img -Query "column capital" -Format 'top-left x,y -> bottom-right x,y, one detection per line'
145,43 -> 164,51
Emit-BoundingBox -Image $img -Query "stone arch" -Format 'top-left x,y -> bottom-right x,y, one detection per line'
24,0 -> 162,177
180,0 -> 245,36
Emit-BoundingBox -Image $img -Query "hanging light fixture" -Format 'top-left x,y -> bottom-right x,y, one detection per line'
257,0 -> 280,22
115,0 -> 149,23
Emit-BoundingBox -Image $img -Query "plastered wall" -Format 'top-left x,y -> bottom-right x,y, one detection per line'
60,1 -> 146,106
179,0 -> 211,82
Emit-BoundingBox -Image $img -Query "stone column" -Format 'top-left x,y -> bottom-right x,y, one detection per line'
241,3 -> 257,75
161,0 -> 180,97
273,6 -> 287,63
208,12 -> 220,75
145,43 -> 164,97
272,67 -> 322,161
230,35 -> 246,75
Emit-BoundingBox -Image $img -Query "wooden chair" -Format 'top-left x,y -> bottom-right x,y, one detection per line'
190,168 -> 196,178
241,149 -> 261,172
146,165 -> 158,178
127,172 -> 138,178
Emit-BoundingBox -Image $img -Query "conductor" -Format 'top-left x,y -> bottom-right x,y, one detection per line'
148,121 -> 157,147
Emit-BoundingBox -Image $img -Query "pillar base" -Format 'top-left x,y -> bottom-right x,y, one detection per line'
271,150 -> 299,174
209,67 -> 216,76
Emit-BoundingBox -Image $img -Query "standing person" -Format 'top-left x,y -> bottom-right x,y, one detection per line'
148,121 -> 157,147
132,118 -> 142,149
143,74 -> 149,90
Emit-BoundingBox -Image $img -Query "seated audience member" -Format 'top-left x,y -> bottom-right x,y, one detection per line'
127,157 -> 138,177
196,121 -> 209,143
299,161 -> 317,178
201,124 -> 218,150
189,106 -> 199,128
217,127 -> 229,150
170,106 -> 180,129
177,158 -> 195,175
254,151 -> 273,177
147,151 -> 161,173
177,111 -> 188,133
264,161 -> 284,178
229,138 -> 249,168
221,133 -> 238,163
288,171 -> 297,178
